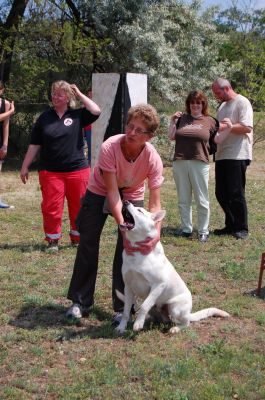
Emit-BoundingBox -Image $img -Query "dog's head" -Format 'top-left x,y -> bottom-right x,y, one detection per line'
119,201 -> 166,243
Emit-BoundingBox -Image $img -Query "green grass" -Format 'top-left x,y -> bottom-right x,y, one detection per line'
0,143 -> 265,399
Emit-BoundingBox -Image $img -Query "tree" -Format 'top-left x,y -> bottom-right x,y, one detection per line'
215,4 -> 265,110
61,0 -> 229,104
2,0 -> 230,106
214,3 -> 265,142
0,0 -> 30,83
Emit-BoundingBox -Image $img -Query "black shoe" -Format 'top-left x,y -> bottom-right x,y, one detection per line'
198,233 -> 209,243
213,227 -> 232,236
181,231 -> 193,238
233,230 -> 248,240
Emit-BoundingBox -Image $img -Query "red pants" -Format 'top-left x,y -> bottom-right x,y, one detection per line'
39,168 -> 90,242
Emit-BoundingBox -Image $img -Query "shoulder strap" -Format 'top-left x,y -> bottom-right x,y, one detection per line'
175,116 -> 182,130
0,98 -> 5,113
210,115 -> 219,130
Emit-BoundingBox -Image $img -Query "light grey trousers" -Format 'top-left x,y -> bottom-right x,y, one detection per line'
172,159 -> 210,235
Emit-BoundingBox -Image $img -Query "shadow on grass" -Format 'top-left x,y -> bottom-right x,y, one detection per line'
9,303 -> 169,341
244,286 -> 265,300
9,303 -> 138,340
161,226 -> 181,237
0,242 -> 77,252
0,243 -> 46,252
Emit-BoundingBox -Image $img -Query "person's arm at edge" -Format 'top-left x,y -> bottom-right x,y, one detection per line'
0,100 -> 11,159
0,100 -> 15,122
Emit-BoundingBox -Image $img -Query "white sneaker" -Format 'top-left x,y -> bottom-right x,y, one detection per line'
46,240 -> 59,252
0,200 -> 14,209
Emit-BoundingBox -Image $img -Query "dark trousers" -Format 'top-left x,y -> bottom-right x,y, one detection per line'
67,190 -> 143,312
215,160 -> 249,232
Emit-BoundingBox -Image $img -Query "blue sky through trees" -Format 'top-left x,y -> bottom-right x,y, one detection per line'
185,0 -> 265,10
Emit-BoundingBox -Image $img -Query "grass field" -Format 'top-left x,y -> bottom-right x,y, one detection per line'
0,143 -> 265,400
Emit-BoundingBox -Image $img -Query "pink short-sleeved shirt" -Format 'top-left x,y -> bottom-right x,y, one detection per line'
88,134 -> 164,201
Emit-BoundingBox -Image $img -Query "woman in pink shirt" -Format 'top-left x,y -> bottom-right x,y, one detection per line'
66,104 -> 164,322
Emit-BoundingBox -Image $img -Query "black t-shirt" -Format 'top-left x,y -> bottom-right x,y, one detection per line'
30,107 -> 99,172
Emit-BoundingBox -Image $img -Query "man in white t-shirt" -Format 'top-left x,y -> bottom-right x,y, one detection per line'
212,78 -> 253,240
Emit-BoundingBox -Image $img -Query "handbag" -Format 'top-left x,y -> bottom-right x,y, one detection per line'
208,117 -> 219,156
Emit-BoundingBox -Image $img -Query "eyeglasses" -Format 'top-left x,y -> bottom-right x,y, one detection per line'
51,92 -> 67,98
126,123 -> 152,135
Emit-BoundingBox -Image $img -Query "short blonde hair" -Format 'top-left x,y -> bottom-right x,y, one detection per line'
51,80 -> 76,108
127,104 -> 160,134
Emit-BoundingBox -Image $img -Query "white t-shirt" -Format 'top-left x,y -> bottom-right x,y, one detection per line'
88,134 -> 164,201
215,94 -> 253,161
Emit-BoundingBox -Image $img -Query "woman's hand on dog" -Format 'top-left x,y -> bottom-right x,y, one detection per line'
122,230 -> 160,255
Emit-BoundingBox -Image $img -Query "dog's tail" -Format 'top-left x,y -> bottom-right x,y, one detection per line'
115,290 -> 125,302
189,308 -> 230,322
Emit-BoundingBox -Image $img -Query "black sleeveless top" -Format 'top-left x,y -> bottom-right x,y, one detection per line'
0,98 -> 5,147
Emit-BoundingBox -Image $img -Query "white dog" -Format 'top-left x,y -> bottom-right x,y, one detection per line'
117,201 -> 229,334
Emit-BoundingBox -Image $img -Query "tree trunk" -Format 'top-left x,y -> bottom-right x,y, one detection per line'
0,0 -> 29,83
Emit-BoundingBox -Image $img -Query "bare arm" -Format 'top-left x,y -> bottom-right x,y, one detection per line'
168,111 -> 183,140
0,100 -> 12,159
101,170 -> 124,224
230,123 -> 252,135
70,84 -> 101,116
148,187 -> 162,237
130,187 -> 162,255
20,144 -> 41,183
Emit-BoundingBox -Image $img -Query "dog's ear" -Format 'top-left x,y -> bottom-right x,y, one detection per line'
151,210 -> 166,223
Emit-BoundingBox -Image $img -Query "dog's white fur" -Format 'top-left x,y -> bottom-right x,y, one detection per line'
117,202 -> 229,334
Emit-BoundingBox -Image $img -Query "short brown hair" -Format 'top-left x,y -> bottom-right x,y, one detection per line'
185,90 -> 209,116
127,104 -> 160,134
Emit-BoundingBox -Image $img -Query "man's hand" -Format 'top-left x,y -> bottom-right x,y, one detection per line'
219,118 -> 232,131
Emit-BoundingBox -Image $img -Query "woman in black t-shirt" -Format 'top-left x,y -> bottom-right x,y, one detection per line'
20,81 -> 101,251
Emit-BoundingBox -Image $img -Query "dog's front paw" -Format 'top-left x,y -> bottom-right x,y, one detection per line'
116,325 -> 125,334
169,326 -> 181,334
116,320 -> 127,334
133,319 -> 144,332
